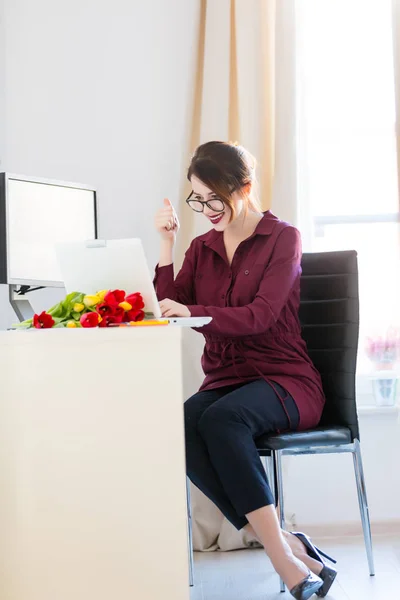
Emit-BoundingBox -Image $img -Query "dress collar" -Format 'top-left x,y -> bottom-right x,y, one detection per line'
200,210 -> 279,250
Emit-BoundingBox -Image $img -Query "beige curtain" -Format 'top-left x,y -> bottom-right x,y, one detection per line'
177,0 -> 276,260
177,0 -> 299,551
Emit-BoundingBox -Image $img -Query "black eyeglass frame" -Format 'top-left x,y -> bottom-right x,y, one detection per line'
185,192 -> 225,213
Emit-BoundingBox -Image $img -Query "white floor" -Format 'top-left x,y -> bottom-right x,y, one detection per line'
190,535 -> 400,599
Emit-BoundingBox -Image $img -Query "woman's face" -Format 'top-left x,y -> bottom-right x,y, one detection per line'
189,176 -> 243,232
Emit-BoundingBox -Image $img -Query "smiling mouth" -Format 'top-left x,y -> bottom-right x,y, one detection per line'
209,212 -> 225,224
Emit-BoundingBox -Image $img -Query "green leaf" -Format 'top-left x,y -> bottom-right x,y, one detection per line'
12,291 -> 86,329
63,291 -> 85,308
47,300 -> 66,317
52,317 -> 65,325
12,321 -> 32,329
47,292 -> 85,320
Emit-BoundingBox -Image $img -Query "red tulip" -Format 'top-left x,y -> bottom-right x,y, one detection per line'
96,302 -> 115,317
113,306 -> 125,322
33,311 -> 55,329
126,309 -> 145,322
80,312 -> 100,328
96,302 -> 125,322
125,293 -> 145,311
98,315 -> 119,328
104,289 -> 126,306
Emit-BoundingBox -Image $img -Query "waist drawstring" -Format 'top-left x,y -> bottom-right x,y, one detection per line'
217,339 -> 246,381
215,339 -> 293,431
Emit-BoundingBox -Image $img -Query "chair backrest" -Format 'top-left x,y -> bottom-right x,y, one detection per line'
299,251 -> 360,440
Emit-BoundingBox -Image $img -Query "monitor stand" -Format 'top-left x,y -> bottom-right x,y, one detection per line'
9,284 -> 45,322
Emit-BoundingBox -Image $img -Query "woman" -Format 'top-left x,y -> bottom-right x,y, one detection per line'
154,141 -> 336,600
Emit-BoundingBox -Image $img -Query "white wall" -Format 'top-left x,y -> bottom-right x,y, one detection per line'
0,0 -> 200,328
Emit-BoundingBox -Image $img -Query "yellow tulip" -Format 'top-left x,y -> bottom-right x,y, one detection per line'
83,294 -> 101,308
73,302 -> 85,313
66,321 -> 77,328
119,301 -> 132,311
97,290 -> 108,301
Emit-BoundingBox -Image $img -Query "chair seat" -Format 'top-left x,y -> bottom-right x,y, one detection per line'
256,426 -> 352,452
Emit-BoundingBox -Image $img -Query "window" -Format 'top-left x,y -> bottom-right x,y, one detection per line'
297,0 -> 400,374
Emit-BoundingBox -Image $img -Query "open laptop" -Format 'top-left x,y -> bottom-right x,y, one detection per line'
55,238 -> 212,327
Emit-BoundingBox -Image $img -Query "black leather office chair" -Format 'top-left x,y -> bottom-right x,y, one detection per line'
187,250 -> 374,588
256,250 -> 375,592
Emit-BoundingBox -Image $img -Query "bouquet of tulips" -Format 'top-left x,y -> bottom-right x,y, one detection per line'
15,289 -> 145,329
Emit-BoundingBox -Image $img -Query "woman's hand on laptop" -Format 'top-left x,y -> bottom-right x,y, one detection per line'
159,299 -> 191,318
155,198 -> 180,243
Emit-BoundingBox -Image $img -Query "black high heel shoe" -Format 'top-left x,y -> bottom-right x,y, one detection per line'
290,572 -> 323,600
291,532 -> 337,598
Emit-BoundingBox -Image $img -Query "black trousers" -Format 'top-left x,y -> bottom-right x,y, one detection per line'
184,379 -> 300,531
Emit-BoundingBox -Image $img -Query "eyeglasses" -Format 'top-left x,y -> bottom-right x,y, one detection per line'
186,192 -> 225,213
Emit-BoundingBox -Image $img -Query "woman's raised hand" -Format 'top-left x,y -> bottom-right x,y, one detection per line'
154,198 -> 180,243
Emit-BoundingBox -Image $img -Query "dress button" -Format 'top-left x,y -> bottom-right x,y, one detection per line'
221,294 -> 225,299
244,270 -> 250,275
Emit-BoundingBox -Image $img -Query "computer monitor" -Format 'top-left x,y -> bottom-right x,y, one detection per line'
0,173 -> 97,287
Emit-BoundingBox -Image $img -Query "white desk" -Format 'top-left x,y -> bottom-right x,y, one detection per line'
0,327 -> 189,600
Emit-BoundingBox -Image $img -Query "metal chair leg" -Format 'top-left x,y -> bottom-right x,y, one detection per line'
186,477 -> 194,586
262,454 -> 276,502
274,450 -> 286,593
353,439 -> 375,576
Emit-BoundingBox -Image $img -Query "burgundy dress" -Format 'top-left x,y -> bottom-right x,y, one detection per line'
154,211 -> 325,431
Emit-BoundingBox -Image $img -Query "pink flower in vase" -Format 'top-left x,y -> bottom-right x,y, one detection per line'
366,328 -> 400,370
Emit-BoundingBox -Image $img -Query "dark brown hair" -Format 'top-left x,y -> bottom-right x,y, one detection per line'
187,141 -> 260,221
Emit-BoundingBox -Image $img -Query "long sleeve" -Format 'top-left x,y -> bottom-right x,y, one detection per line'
187,227 -> 301,337
153,241 -> 196,305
